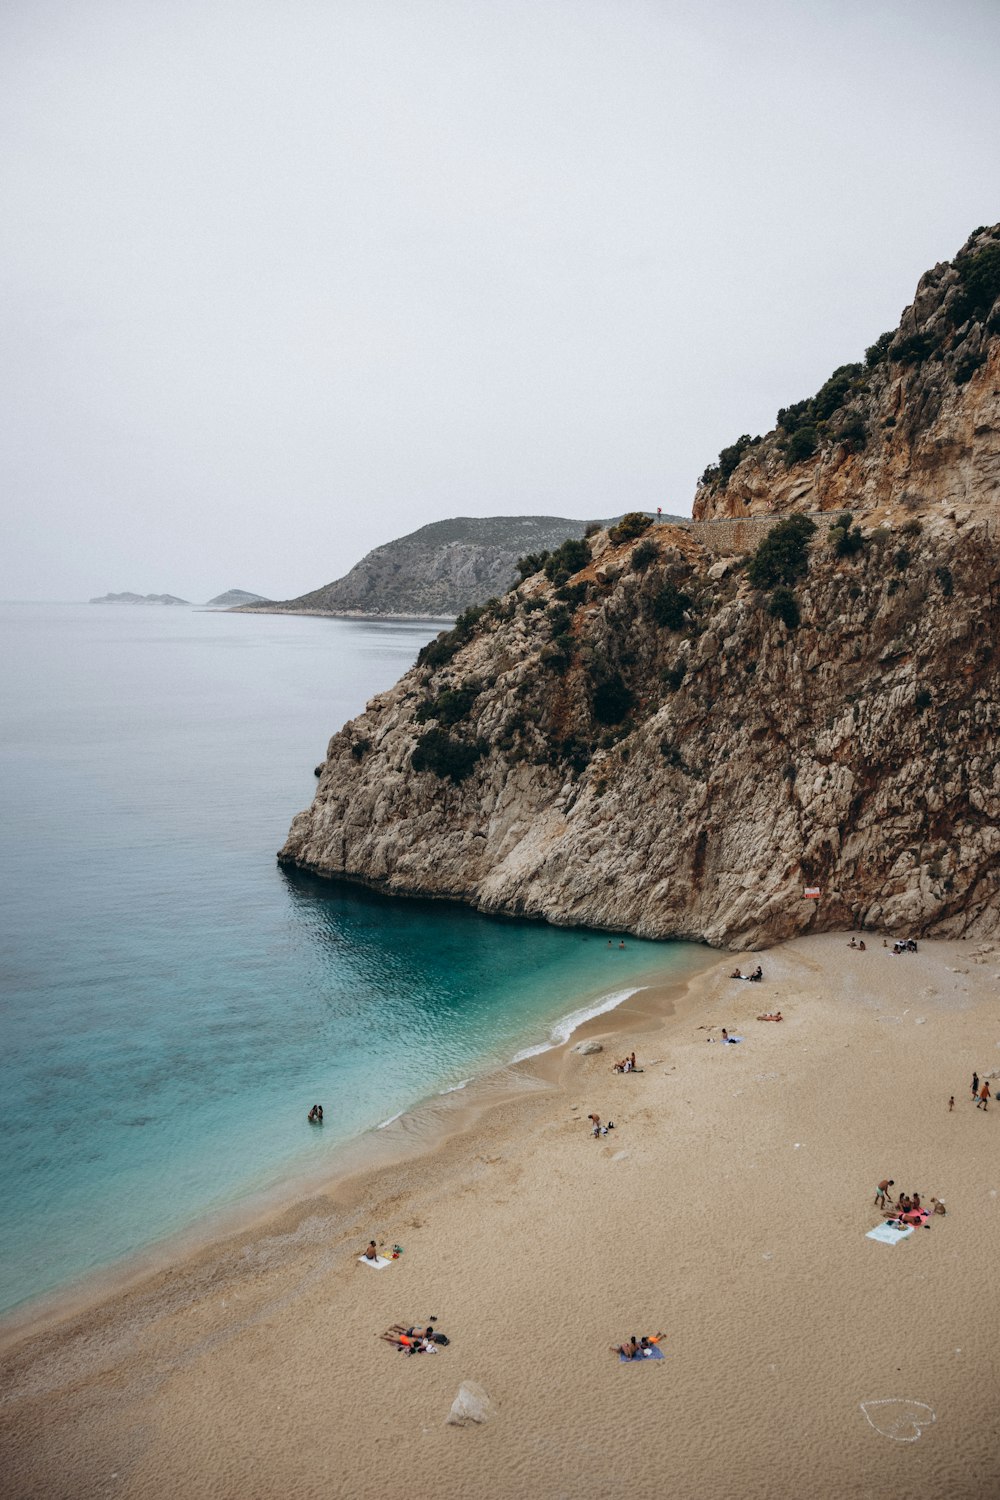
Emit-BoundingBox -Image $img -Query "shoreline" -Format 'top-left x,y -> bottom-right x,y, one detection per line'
5,931 -> 1000,1500
0,944 -> 718,1348
230,606 -> 458,623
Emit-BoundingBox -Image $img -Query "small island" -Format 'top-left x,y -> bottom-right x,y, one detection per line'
89,592 -> 189,605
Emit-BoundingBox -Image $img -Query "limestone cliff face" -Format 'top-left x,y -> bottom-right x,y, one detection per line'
279,230 -> 1000,948
693,225 -> 1000,527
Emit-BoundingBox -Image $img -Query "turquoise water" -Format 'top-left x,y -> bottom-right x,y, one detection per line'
0,603 -> 701,1315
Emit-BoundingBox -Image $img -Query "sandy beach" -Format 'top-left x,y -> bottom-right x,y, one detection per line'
2,931 -> 1000,1500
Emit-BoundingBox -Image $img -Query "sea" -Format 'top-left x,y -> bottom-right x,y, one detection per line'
0,602 -> 705,1317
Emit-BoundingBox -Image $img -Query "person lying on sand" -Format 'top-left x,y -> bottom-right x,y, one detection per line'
757,1011 -> 783,1021
381,1332 -> 436,1354
613,1333 -> 664,1358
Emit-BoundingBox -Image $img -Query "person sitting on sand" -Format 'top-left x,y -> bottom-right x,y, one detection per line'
911,1192 -> 921,1210
364,1240 -> 379,1261
730,969 -> 744,980
896,1194 -> 911,1215
931,1198 -> 946,1215
750,965 -> 763,982
721,1028 -> 729,1042
848,937 -> 857,949
858,940 -> 866,951
616,1336 -> 641,1359
630,1052 -> 637,1070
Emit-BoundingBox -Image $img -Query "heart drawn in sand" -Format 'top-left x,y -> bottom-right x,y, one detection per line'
860,1400 -> 936,1442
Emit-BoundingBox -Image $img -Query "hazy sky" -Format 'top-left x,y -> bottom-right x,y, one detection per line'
2,0 -> 998,602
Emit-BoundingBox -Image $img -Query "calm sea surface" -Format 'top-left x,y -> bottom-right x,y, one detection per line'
0,603 -> 703,1314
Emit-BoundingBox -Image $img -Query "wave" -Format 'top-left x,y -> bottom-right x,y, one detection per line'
510,986 -> 646,1064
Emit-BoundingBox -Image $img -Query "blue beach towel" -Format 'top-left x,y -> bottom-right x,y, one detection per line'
619,1346 -> 664,1362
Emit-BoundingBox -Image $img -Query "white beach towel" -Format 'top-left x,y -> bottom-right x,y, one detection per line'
359,1255 -> 393,1269
866,1222 -> 914,1245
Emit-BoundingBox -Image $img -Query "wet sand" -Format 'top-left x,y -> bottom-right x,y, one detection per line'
2,933 -> 999,1499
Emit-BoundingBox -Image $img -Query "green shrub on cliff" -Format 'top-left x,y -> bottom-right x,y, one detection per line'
514,550 -> 551,582
768,587 -> 801,629
543,536 -> 590,583
592,671 -> 634,725
747,515 -> 817,589
648,579 -> 692,630
865,330 -> 895,368
415,681 -> 481,726
411,727 -> 486,783
783,426 -> 818,466
608,512 -> 652,545
952,240 -> 1000,323
828,513 -> 864,558
630,538 -> 658,572
417,604 -> 487,671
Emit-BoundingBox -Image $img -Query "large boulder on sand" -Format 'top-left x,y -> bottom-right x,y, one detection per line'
573,1040 -> 603,1055
446,1381 -> 492,1426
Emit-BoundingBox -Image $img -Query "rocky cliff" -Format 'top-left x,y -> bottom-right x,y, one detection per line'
238,515 -> 656,619
279,227 -> 1000,949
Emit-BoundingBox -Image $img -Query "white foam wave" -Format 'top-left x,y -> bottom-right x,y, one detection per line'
510,987 -> 645,1064
376,1110 -> 405,1130
439,1079 -> 471,1095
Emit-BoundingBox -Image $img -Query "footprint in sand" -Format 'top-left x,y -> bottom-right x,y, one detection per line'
860,1399 -> 936,1442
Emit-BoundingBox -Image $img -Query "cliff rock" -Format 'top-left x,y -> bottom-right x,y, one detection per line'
279,228 -> 1000,949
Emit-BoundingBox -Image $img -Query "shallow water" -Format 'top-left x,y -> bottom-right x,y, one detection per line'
0,603 -> 702,1313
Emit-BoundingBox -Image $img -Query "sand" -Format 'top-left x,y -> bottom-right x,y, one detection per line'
2,932 -> 1000,1500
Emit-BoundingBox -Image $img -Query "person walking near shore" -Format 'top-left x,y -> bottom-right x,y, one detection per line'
874,1178 -> 894,1209
977,1081 -> 990,1110
972,1071 -> 979,1100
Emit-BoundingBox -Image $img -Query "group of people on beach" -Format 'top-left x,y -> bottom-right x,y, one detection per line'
587,1113 -> 615,1138
729,965 -> 763,982
889,938 -> 919,955
875,1179 -> 946,1223
611,1052 -> 640,1073
846,937 -> 867,950
969,1072 -> 991,1110
381,1323 -> 449,1354
613,1333 -> 664,1359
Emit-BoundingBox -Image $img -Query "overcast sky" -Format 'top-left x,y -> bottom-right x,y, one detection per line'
2,0 -> 998,602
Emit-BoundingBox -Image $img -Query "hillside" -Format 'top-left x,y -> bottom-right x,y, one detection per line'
237,515 -> 685,619
278,226 -> 1000,948
205,589 -> 271,607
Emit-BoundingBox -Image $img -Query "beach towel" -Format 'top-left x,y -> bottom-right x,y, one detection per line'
866,1222 -> 914,1244
359,1254 -> 393,1269
619,1346 -> 664,1362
